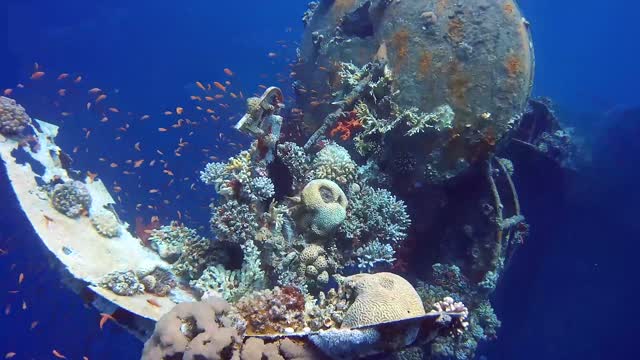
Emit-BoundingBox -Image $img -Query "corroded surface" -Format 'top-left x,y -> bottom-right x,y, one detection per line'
297,0 -> 534,182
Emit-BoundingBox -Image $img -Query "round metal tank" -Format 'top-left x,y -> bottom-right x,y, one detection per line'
296,0 -> 534,183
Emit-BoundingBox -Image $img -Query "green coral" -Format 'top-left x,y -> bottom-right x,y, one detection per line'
296,179 -> 348,238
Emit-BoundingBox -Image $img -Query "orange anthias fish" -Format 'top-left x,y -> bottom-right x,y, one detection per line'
224,68 -> 234,76
3,89 -> 13,96
57,73 -> 69,80
99,313 -> 116,330
213,82 -> 226,92
95,94 -> 107,103
195,81 -> 206,91
30,71 -> 45,80
52,349 -> 66,359
176,107 -> 184,115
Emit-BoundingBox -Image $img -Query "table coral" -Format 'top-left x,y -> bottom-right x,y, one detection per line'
0,96 -> 31,135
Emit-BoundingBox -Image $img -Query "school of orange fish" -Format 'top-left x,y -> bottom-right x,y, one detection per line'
0,35 -> 333,358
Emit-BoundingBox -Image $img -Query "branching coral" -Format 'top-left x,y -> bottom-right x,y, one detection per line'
310,143 -> 357,185
149,221 -> 200,263
0,96 -> 31,135
340,186 -> 410,245
90,209 -> 121,238
354,240 -> 396,272
210,199 -> 259,245
403,104 -> 455,136
276,142 -> 311,186
191,240 -> 265,302
172,236 -> 219,280
50,181 -> 92,218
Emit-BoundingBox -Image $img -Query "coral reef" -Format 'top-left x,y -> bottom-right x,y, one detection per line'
210,199 -> 259,245
50,181 -> 92,218
90,209 -> 121,238
148,222 -> 199,263
141,296 -> 243,360
191,240 -> 266,302
0,96 -> 31,135
235,286 -> 306,334
100,270 -> 144,296
305,287 -> 349,331
172,235 -> 219,280
354,240 -> 396,272
297,244 -> 338,290
310,143 -> 357,185
276,142 -> 311,186
341,272 -> 425,328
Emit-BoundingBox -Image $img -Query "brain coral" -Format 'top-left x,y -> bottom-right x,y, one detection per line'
341,272 -> 425,328
0,96 -> 31,135
298,179 -> 348,238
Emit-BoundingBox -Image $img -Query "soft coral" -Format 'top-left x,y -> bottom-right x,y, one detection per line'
329,110 -> 363,141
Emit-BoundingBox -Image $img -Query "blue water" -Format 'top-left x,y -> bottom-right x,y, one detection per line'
1,0 -> 638,358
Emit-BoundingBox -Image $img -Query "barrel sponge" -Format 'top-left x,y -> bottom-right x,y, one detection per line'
0,96 -> 31,135
341,272 -> 425,328
300,179 -> 347,237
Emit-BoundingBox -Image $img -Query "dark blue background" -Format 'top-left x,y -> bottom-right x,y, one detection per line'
1,0 -> 638,358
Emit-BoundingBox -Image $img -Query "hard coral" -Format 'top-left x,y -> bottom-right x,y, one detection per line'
50,181 -> 91,218
310,144 -> 357,186
341,272 -> 425,328
100,270 -> 144,296
0,96 -> 31,135
141,297 -> 243,360
295,179 -> 348,238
